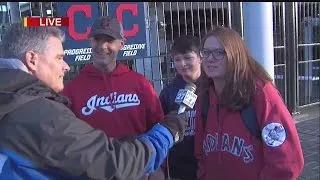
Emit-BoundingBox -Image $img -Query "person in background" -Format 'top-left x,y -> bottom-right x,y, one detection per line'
0,22 -> 188,180
159,35 -> 202,180
61,16 -> 165,179
195,26 -> 304,180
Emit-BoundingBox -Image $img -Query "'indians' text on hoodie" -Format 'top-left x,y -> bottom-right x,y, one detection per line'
194,81 -> 304,180
62,63 -> 164,138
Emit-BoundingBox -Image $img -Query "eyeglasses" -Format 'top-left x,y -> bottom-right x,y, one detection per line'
200,48 -> 226,60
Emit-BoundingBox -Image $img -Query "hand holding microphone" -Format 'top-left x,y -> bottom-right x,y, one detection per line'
160,83 -> 197,144
174,83 -> 198,114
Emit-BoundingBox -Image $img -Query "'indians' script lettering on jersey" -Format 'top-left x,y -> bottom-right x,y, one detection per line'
203,133 -> 254,164
81,92 -> 141,115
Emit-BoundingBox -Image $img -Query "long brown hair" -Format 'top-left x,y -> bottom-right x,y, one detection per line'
200,26 -> 273,111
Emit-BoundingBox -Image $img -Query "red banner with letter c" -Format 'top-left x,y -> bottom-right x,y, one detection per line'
56,2 -> 99,65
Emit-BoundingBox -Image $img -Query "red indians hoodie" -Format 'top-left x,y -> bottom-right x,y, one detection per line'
62,63 -> 164,138
195,81 -> 304,180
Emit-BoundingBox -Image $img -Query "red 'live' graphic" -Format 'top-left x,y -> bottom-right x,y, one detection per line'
23,17 -> 69,27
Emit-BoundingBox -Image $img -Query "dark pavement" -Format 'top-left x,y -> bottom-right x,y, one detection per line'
296,116 -> 320,180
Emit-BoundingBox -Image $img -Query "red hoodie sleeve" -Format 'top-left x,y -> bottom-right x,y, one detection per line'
258,85 -> 304,180
194,101 -> 206,180
140,79 -> 164,130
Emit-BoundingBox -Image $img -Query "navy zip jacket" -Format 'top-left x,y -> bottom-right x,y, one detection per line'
159,75 -> 199,180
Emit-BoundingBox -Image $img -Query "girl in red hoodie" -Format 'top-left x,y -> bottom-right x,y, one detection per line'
194,26 -> 304,180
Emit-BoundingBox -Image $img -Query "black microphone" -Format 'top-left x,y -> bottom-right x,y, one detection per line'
174,83 -> 198,114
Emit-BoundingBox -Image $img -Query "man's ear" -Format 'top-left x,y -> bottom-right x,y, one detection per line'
25,51 -> 38,72
200,57 -> 204,64
120,38 -> 126,48
89,37 -> 94,47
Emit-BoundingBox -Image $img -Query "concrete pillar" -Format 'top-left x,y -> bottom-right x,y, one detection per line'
7,2 -> 21,23
242,2 -> 274,80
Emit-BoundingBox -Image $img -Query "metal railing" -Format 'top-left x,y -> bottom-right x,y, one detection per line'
296,2 -> 320,108
0,2 -> 319,111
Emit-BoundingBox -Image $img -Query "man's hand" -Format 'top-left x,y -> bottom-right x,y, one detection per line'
159,111 -> 188,144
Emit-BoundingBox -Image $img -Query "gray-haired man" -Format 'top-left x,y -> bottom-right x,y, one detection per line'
0,22 -> 187,180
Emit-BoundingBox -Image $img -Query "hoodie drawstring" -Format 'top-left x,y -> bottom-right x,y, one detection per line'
102,73 -> 116,109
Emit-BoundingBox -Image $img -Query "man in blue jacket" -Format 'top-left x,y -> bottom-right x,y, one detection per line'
160,35 -> 202,180
0,22 -> 187,180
